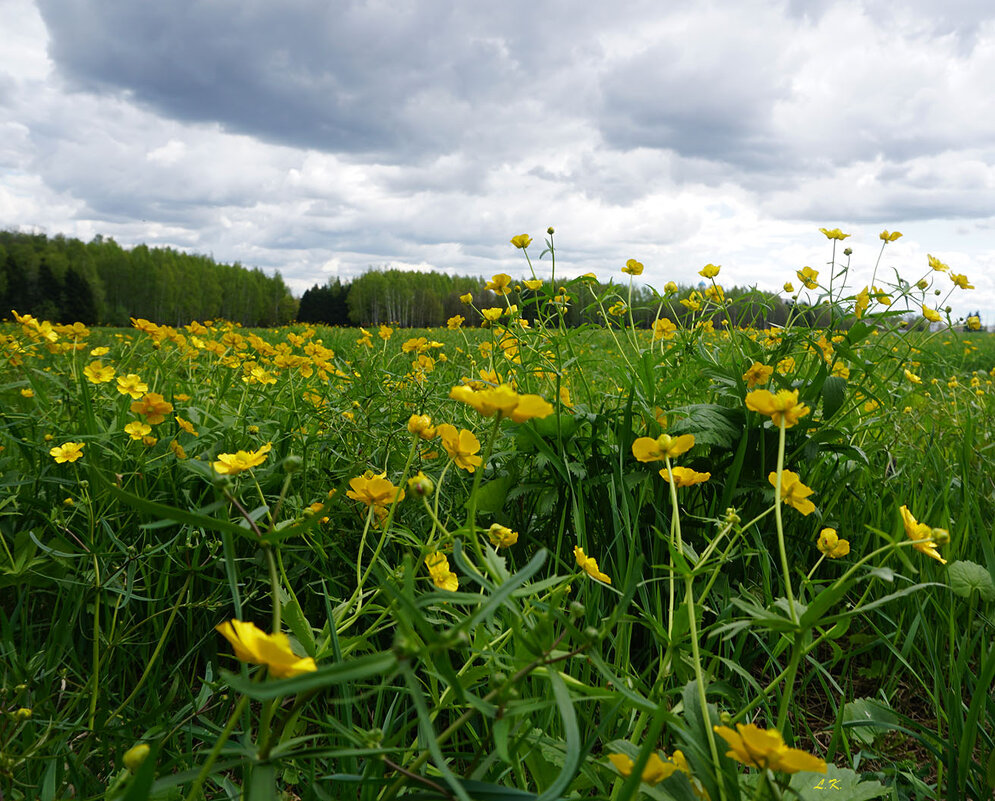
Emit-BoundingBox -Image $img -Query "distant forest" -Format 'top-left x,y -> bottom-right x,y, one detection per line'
2,229 -> 875,330
0,231 -> 296,326
300,269 -> 801,330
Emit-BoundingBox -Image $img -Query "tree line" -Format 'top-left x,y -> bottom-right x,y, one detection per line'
298,267 -> 800,329
0,231 -> 297,326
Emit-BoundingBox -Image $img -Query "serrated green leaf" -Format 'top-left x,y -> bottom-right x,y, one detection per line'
948,560 -> 995,601
788,763 -> 889,800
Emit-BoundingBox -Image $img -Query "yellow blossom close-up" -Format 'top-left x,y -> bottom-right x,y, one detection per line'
769,470 -> 816,515
713,723 -> 826,774
574,545 -> 611,584
215,619 -> 316,678
631,433 -> 695,462
817,528 -> 850,559
50,441 -> 85,463
900,505 -> 947,564
745,389 -> 811,428
213,443 -> 273,475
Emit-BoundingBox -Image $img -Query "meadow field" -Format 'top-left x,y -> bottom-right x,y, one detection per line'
1,232 -> 993,800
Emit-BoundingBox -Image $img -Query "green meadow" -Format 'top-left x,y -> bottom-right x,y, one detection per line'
1,232 -> 993,800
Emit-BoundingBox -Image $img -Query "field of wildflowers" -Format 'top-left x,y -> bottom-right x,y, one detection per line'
1,230 -> 993,800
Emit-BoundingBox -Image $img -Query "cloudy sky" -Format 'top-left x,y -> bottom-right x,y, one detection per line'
1,0 -> 993,321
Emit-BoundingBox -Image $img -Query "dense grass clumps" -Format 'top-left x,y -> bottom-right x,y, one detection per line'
0,230 -> 993,800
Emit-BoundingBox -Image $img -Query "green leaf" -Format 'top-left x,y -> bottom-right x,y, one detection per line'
948,560 -> 995,601
668,404 -> 741,450
223,651 -> 398,700
535,670 -> 582,801
821,375 -> 847,420
787,764 -> 889,800
842,698 -> 897,746
472,474 -> 516,514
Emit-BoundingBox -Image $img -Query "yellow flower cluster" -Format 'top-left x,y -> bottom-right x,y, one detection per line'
449,384 -> 553,423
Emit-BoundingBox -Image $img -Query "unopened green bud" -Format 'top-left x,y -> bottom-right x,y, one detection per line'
583,626 -> 600,642
282,455 -> 303,474
931,527 -> 950,546
547,227 -> 555,235
568,601 -> 585,620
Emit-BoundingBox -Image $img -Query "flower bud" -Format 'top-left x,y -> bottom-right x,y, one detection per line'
407,471 -> 434,497
547,226 -> 555,235
568,601 -> 585,620
14,707 -> 31,721
931,527 -> 950,546
123,743 -> 150,772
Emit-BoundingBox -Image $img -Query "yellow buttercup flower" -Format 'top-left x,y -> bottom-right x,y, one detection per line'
631,434 -> 695,463
124,421 -> 152,441
130,392 -> 174,425
481,307 -> 503,322
213,443 -> 273,475
769,470 -> 816,515
488,524 -> 519,548
967,316 -> 981,331
819,227 -> 850,241
123,743 -> 150,772
574,545 -> 611,584
904,369 -> 922,385
449,384 -> 553,423
486,273 -> 513,295
742,361 -> 773,388
407,414 -> 436,440
745,389 -> 810,428
699,263 -> 720,278
660,466 -> 711,487
215,619 -> 316,678
622,259 -> 644,276
817,528 -> 850,558
855,286 -> 870,319
346,473 -> 405,506
83,360 -> 115,384
927,254 -> 949,272
436,424 -> 483,473
783,281 -> 795,293
50,442 -> 85,463
460,293 -> 473,304
447,315 -> 465,329
523,279 -> 543,290
713,723 -> 826,774
922,305 -> 942,323
899,505 -> 947,564
116,374 -> 149,399
653,317 -> 677,340
664,281 -> 678,294
879,230 -> 902,242
950,273 -> 974,290
797,266 -> 819,289
510,234 -> 532,249
607,752 -> 680,785
425,552 -> 458,591
175,416 -> 199,436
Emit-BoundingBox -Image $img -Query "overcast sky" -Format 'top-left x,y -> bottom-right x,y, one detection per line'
1,0 -> 993,321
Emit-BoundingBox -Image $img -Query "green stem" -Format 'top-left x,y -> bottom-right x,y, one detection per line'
184,694 -> 251,801
773,420 -> 798,625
